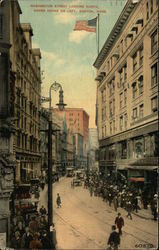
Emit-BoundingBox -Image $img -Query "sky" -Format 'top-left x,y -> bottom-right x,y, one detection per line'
19,0 -> 126,128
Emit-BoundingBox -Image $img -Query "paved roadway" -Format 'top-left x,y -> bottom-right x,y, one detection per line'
39,177 -> 158,250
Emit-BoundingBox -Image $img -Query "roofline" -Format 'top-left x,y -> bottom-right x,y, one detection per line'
93,0 -> 139,69
54,108 -> 90,118
16,0 -> 22,15
20,23 -> 33,36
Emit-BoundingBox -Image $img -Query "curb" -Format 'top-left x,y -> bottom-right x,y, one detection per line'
132,211 -> 154,220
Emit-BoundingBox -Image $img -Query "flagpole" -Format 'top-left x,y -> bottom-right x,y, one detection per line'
98,13 -> 99,55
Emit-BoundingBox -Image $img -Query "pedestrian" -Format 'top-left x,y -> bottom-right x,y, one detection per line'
50,223 -> 57,249
39,205 -> 47,216
21,227 -> 33,249
113,196 -> 118,212
17,220 -> 25,237
126,201 -> 132,220
107,225 -> 120,250
10,231 -> 22,249
134,197 -> 138,213
29,232 -> 42,250
29,215 -> 39,234
40,230 -> 53,249
115,213 -> 124,235
108,193 -> 112,207
89,186 -> 93,197
56,193 -> 62,208
152,203 -> 157,221
38,216 -> 48,231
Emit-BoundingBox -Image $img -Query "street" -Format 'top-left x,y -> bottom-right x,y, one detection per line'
39,178 -> 158,250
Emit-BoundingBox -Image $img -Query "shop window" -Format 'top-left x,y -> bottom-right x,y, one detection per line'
121,141 -> 127,159
151,30 -> 157,54
134,138 -> 144,158
151,96 -> 158,112
154,132 -> 159,156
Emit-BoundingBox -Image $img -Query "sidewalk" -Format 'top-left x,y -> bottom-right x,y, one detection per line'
132,207 -> 154,220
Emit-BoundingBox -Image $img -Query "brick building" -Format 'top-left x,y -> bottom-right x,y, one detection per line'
54,108 -> 89,167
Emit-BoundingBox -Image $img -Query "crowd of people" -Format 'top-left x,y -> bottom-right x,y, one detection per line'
84,171 -> 158,221
84,171 -> 157,250
10,206 -> 57,249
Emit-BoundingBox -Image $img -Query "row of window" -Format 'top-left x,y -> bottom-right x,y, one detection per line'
102,94 -> 158,137
17,132 -> 40,153
99,132 -> 159,160
101,55 -> 157,105
132,75 -> 143,99
99,27 -> 157,86
146,0 -> 158,21
132,104 -> 144,121
17,112 -> 39,136
132,45 -> 143,72
17,63 -> 40,93
101,61 -> 158,116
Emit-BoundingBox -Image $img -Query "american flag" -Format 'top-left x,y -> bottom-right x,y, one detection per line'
74,17 -> 97,33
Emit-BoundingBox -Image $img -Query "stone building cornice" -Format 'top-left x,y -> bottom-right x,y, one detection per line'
93,0 -> 139,69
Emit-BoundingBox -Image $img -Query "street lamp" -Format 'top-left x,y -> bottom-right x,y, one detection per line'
48,81 -> 65,232
41,81 -> 66,240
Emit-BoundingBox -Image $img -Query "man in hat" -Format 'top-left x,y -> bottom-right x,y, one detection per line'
107,225 -> 120,250
115,213 -> 124,235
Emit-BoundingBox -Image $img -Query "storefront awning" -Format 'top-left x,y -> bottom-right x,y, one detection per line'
129,177 -> 144,182
127,166 -> 157,171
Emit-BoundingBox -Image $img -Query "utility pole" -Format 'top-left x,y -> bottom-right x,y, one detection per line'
47,82 -> 66,237
41,82 -> 66,241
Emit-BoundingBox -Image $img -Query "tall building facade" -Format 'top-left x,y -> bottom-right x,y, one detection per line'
54,108 -> 89,167
10,4 -> 42,183
94,0 -> 158,195
88,128 -> 99,171
40,108 -> 49,175
52,110 -> 74,171
0,0 -> 41,244
0,0 -> 16,243
54,108 -> 89,140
